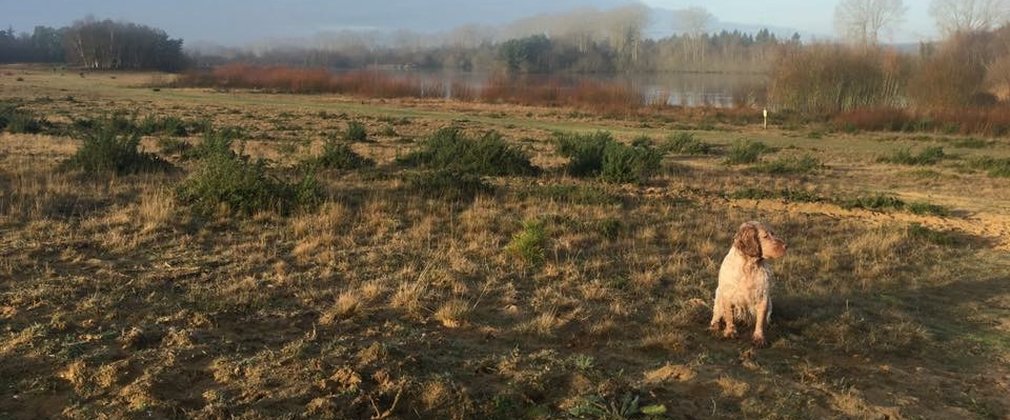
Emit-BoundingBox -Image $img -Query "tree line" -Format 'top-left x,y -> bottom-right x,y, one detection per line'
0,17 -> 187,71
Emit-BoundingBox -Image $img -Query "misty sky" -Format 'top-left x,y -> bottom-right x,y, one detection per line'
3,0 -> 939,46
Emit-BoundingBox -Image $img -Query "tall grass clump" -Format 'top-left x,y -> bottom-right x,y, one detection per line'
399,128 -> 538,176
878,147 -> 947,166
555,131 -> 662,183
60,121 -> 172,175
724,140 -> 771,165
177,130 -> 320,216
345,121 -> 368,142
506,219 -> 548,268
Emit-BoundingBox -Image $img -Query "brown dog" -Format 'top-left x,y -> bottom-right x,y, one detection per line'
709,221 -> 787,346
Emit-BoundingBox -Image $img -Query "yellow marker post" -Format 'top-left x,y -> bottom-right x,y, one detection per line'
763,108 -> 768,130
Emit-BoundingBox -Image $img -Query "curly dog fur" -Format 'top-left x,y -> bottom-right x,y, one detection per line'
709,221 -> 788,347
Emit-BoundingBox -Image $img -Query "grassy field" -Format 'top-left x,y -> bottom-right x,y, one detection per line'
1,65 -> 1009,419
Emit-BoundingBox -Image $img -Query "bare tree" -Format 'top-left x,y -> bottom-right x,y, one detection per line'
674,7 -> 714,37
674,7 -> 714,63
834,0 -> 907,46
930,0 -> 1010,35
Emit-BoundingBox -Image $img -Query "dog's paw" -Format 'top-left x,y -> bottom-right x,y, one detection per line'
751,334 -> 766,347
709,322 -> 722,334
723,329 -> 737,339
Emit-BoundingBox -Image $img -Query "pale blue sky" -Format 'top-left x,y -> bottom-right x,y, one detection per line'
2,0 -> 940,45
642,0 -> 938,42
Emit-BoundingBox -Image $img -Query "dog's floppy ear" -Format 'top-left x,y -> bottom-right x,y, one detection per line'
734,222 -> 762,258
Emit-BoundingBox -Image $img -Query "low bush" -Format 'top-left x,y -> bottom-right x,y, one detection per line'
555,131 -> 662,183
346,121 -> 368,142
183,128 -> 242,160
600,140 -> 662,184
177,129 -> 320,216
555,131 -> 612,177
724,140 -> 771,165
60,121 -> 172,175
878,147 -> 947,166
400,128 -> 538,176
661,132 -> 714,155
308,139 -> 375,170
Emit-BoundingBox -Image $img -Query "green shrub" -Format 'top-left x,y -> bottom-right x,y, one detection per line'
556,131 -> 662,183
60,122 -> 172,175
404,169 -> 493,201
661,132 -> 714,155
309,139 -> 375,170
878,147 -> 947,165
346,121 -> 368,142
555,131 -> 612,177
177,151 -> 320,216
753,154 -> 822,175
506,219 -> 547,268
138,115 -> 189,136
600,140 -> 662,184
400,128 -> 537,176
183,128 -> 239,160
724,140 -> 770,165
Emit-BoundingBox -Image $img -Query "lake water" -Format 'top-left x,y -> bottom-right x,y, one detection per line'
364,69 -> 768,108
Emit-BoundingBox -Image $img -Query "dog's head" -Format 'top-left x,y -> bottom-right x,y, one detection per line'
733,221 -> 787,260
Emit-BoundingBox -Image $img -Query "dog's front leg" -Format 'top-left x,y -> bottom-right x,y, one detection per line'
752,298 -> 769,347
